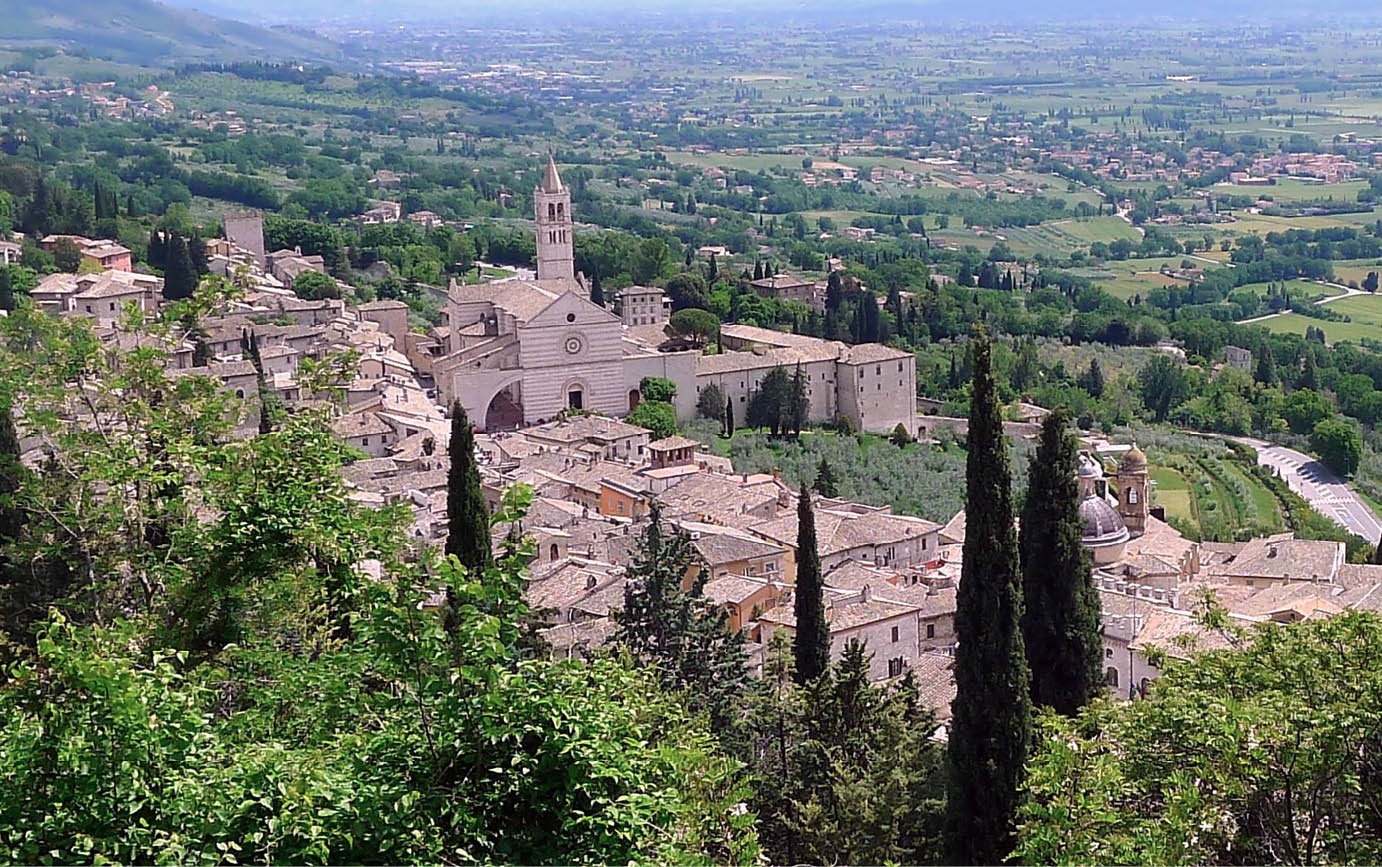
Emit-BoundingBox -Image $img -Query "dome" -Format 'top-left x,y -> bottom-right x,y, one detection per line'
1080,495 -> 1130,548
1077,452 -> 1103,479
1120,444 -> 1148,472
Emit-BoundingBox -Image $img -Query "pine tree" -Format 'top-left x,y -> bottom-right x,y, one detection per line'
944,325 -> 1030,865
612,501 -> 748,734
444,402 -> 492,575
1020,409 -> 1102,716
793,484 -> 829,685
813,457 -> 839,498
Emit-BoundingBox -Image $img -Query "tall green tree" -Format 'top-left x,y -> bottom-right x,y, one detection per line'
0,268 -> 13,313
813,457 -> 839,498
162,233 -> 197,300
1019,409 -> 1102,715
611,501 -> 748,735
445,402 -> 492,575
793,484 -> 829,685
1018,612 -> 1382,866
945,325 -> 1031,865
1255,335 -> 1276,385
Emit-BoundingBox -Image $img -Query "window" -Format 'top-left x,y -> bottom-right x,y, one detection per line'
891,625 -> 900,643
361,437 -> 369,446
888,657 -> 905,678
548,203 -> 556,220
549,543 -> 559,561
557,202 -> 564,218
1126,486 -> 1139,505
1105,667 -> 1119,687
617,500 -> 625,515
898,362 -> 903,371
926,623 -> 935,639
876,365 -> 881,375
1105,647 -> 1114,658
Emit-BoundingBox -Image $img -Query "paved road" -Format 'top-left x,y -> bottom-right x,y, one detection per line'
1238,280 -> 1366,325
1235,436 -> 1382,544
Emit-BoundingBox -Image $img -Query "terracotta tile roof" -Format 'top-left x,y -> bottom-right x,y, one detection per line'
911,651 -> 956,721
752,506 -> 939,557
839,343 -> 913,364
1208,535 -> 1342,582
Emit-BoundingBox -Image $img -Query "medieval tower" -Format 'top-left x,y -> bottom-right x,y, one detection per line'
1116,444 -> 1149,537
534,153 -> 576,283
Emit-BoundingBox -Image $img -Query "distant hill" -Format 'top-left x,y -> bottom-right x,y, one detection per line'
0,0 -> 341,66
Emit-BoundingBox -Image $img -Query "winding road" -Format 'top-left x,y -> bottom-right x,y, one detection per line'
1238,279 -> 1367,325
1233,436 -> 1382,544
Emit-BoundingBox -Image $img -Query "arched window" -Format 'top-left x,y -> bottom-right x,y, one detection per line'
1126,486 -> 1139,505
548,203 -> 556,220
1105,666 -> 1119,687
549,543 -> 559,561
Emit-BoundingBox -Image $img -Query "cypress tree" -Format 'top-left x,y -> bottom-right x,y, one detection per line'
793,484 -> 829,685
148,229 -> 166,269
944,325 -> 1030,865
0,400 -> 22,544
162,233 -> 197,300
445,402 -> 492,575
724,393 -> 735,438
1255,335 -> 1276,385
1019,408 -> 1102,715
1299,348 -> 1319,391
813,457 -> 838,498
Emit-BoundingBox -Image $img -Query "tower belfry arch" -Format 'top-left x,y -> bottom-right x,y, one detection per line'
534,152 -> 575,283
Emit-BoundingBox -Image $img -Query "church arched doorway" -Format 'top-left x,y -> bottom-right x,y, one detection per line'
484,383 -> 524,431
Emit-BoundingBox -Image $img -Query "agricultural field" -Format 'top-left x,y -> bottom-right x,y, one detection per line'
1144,439 -> 1285,541
1071,256 -> 1194,300
1260,292 -> 1382,344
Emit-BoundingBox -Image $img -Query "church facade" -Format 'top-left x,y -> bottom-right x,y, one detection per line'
431,155 -> 919,435
433,156 -> 697,430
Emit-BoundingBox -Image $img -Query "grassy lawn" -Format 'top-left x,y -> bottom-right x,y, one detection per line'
1220,460 -> 1286,533
1259,293 -> 1382,343
1150,467 -> 1197,525
1237,278 -> 1344,300
1046,216 -> 1143,245
1330,259 -> 1382,287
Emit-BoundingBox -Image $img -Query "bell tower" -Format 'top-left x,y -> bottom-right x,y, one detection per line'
1116,444 -> 1149,536
534,153 -> 575,283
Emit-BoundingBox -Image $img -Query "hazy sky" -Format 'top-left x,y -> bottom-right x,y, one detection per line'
163,0 -> 1373,27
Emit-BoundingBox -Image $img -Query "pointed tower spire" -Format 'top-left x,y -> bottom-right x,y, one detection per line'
541,151 -> 564,194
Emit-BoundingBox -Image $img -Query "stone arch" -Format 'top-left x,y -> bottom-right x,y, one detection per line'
1105,666 -> 1119,688
549,542 -> 560,561
476,373 -> 525,432
564,378 -> 590,411
628,388 -> 641,412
